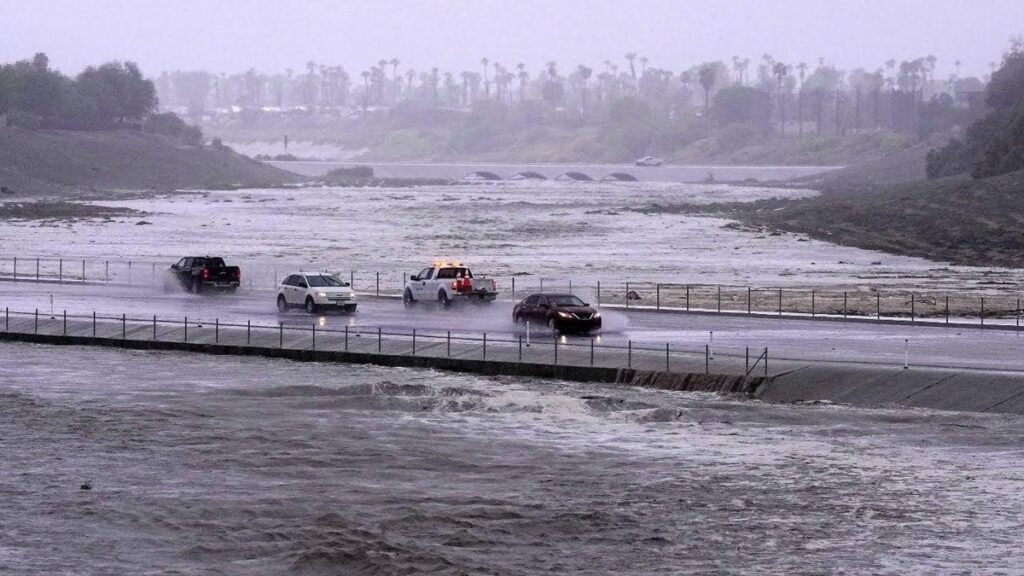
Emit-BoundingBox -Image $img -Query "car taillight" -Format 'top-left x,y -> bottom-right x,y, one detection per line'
235,269 -> 241,279
201,267 -> 209,280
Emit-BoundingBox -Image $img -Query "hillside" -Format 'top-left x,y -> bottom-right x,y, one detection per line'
0,127 -> 297,196
748,169 -> 1024,268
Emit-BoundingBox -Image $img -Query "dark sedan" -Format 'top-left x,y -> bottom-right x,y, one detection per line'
513,293 -> 602,333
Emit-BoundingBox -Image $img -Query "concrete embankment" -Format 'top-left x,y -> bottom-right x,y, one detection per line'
3,329 -> 1024,416
758,366 -> 1024,415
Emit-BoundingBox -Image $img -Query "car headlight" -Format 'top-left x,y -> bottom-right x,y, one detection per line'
315,292 -> 327,297
592,312 -> 601,319
557,311 -> 572,318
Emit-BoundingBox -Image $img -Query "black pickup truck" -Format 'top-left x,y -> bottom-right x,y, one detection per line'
166,256 -> 241,294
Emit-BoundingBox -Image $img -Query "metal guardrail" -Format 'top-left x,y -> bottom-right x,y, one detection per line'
1,255 -> 1021,328
0,306 -> 769,377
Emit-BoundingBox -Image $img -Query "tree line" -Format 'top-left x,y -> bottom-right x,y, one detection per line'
927,39 -> 1024,179
158,51 -> 988,141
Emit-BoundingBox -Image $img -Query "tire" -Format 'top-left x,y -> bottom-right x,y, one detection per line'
512,313 -> 521,324
305,297 -> 317,315
277,295 -> 288,313
190,278 -> 201,295
437,291 -> 450,310
547,317 -> 558,332
403,289 -> 415,309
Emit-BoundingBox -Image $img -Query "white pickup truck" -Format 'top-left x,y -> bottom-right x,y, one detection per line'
403,261 -> 498,308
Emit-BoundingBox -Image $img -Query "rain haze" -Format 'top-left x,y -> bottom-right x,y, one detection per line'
3,1 -> 1024,574
2,0 -> 1022,76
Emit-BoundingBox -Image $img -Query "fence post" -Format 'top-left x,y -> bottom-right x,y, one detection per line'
764,347 -> 768,376
596,280 -> 600,305
512,276 -> 516,299
447,331 -> 451,358
34,308 -> 38,333
686,285 -> 690,311
717,285 -> 721,313
375,272 -> 380,296
981,297 -> 985,327
345,325 -> 349,351
1017,298 -> 1020,332
811,290 -> 815,316
625,282 -> 630,308
843,291 -> 848,320
93,311 -> 96,337
554,338 -> 558,365
656,284 -> 660,310
876,292 -> 881,320
945,296 -> 949,325
378,327 -> 382,353
184,317 -> 188,343
82,260 -> 86,282
36,257 -> 39,281
911,293 -> 915,324
13,256 -> 16,280
215,318 -> 219,343
627,340 -> 632,368
569,280 -> 573,294
483,332 -> 487,359
122,313 -> 126,340
105,261 -> 109,283
152,262 -> 156,284
412,329 -> 417,355
153,315 -> 156,340
745,346 -> 749,373
747,287 -> 751,314
705,344 -> 709,373
665,343 -> 669,371
350,270 -> 354,289
59,259 -> 63,283
590,338 -> 595,366
279,322 -> 283,348
312,323 -> 316,351
540,278 -> 544,292
518,335 -> 523,362
63,310 -> 66,336
778,288 -> 782,316
247,320 -> 251,345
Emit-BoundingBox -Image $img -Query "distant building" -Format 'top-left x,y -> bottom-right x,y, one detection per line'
953,77 -> 986,109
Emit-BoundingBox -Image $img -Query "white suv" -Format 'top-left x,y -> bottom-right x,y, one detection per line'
277,273 -> 357,314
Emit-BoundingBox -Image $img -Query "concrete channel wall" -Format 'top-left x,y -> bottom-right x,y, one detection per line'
4,315 -> 1024,416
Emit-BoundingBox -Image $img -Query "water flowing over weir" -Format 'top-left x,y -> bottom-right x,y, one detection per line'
4,341 -> 1024,574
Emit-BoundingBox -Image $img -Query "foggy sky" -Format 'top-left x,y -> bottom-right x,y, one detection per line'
2,0 -> 1021,78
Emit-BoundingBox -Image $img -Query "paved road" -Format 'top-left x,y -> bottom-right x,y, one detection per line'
2,281 -> 1023,373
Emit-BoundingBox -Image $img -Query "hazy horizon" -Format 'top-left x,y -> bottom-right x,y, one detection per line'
2,0 -> 1021,78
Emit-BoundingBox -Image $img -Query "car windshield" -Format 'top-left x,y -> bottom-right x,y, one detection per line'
306,275 -> 346,287
548,295 -> 586,307
194,257 -> 225,267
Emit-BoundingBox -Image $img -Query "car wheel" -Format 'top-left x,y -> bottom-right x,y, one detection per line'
305,297 -> 317,314
277,295 -> 288,313
403,289 -> 415,309
190,278 -> 201,295
437,291 -> 450,310
547,317 -> 557,332
512,313 -> 520,324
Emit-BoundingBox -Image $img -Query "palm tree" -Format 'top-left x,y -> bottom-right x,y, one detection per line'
389,58 -> 400,103
405,68 -> 415,100
773,62 -> 790,134
360,70 -> 370,111
698,64 -> 716,114
481,57 -> 490,99
639,56 -> 648,77
577,64 -> 593,112
516,62 -> 527,103
625,52 -> 637,85
796,62 -> 808,136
